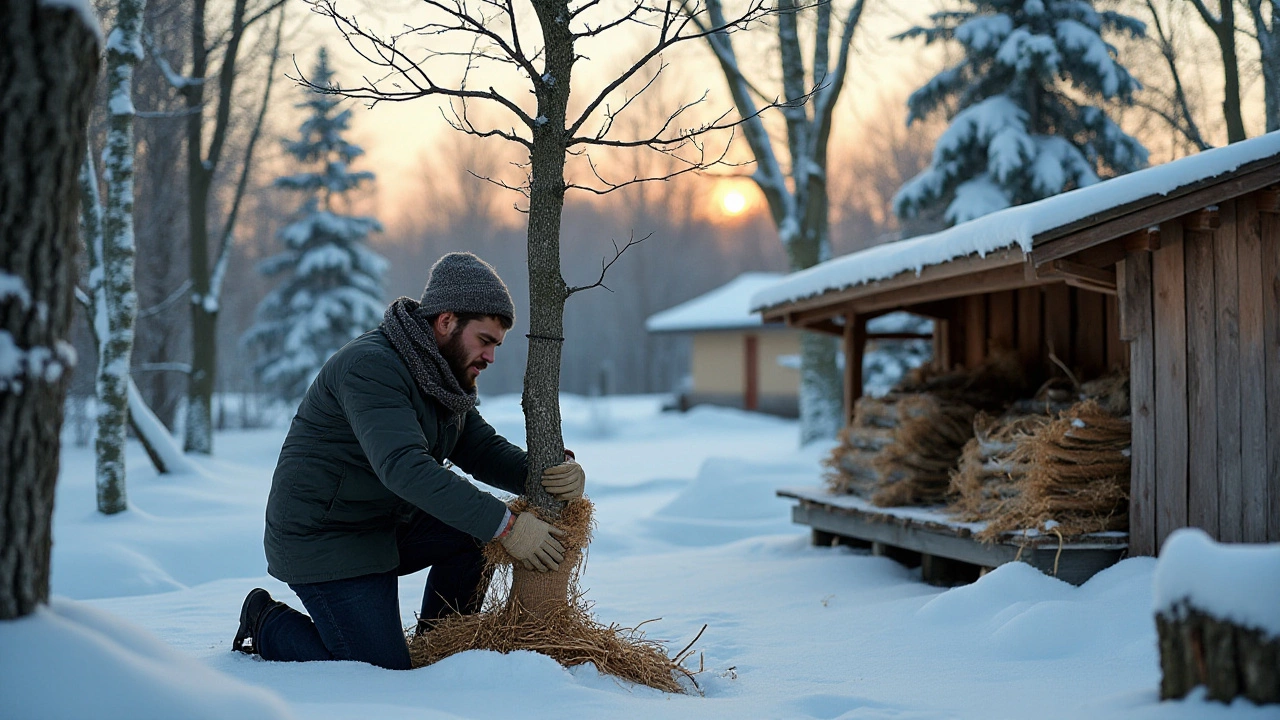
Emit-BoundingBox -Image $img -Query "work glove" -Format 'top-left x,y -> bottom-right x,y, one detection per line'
499,512 -> 566,572
541,461 -> 585,500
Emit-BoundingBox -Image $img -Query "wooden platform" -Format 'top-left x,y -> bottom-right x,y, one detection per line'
778,487 -> 1128,586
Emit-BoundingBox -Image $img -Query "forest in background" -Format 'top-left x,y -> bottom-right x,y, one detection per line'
63,0 -> 1275,439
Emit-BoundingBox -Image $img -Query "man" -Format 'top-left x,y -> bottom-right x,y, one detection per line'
232,252 -> 585,670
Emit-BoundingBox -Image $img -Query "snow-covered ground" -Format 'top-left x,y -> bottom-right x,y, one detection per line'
3,395 -> 1273,719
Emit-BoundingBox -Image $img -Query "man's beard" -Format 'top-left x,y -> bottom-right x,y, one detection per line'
438,330 -> 479,392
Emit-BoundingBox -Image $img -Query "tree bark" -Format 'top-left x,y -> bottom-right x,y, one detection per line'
183,0 -> 215,454
1158,604 -> 1280,704
94,0 -> 147,513
1248,0 -> 1280,133
509,0 -> 576,612
0,0 -> 100,619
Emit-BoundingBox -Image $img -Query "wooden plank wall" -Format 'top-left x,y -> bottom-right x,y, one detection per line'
948,285 -> 1126,382
1122,190 -> 1280,553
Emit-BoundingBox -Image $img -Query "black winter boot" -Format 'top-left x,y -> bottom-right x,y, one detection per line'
232,588 -> 280,655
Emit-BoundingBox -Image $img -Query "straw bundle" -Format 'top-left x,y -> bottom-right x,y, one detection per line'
977,400 -> 1131,541
409,498 -> 696,693
948,411 -> 1051,521
823,351 -> 1028,505
868,394 -> 978,506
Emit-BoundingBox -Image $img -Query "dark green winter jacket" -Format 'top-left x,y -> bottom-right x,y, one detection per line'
264,329 -> 527,584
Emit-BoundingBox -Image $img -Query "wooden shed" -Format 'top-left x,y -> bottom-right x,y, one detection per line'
754,132 -> 1280,560
647,273 -> 801,417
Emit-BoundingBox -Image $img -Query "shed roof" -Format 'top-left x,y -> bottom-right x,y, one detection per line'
646,272 -> 784,333
751,131 -> 1280,315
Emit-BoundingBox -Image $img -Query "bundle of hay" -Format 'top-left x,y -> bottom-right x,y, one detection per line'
977,399 -> 1131,541
823,352 -> 1027,505
948,411 -> 1051,521
868,394 -> 978,506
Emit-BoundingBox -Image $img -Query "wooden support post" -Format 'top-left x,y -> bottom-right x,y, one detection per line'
964,294 -> 987,369
843,310 -> 865,425
1153,220 -> 1189,550
1235,194 -> 1268,542
744,334 -> 759,412
1184,219 -> 1218,537
1123,252 -> 1157,556
1212,200 -> 1242,542
1262,200 -> 1280,542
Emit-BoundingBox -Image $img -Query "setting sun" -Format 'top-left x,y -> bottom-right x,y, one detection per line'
722,190 -> 747,216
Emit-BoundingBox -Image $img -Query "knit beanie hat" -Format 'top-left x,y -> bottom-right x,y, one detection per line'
419,252 -> 516,324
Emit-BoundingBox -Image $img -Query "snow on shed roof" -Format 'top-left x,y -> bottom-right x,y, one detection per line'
752,131 -> 1280,312
646,272 -> 785,333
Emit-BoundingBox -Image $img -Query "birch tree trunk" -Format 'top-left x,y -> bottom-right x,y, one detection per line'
0,0 -> 100,619
91,0 -> 147,514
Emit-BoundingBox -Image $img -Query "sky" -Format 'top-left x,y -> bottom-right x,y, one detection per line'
286,0 -> 942,222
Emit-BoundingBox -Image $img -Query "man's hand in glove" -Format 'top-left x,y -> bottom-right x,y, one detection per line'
499,513 -> 566,572
541,461 -> 585,500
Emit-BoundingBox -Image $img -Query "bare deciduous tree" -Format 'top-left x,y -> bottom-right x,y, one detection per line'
682,0 -> 867,443
169,0 -> 285,453
306,0 -> 775,614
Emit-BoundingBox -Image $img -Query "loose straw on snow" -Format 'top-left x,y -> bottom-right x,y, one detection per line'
408,498 -> 699,694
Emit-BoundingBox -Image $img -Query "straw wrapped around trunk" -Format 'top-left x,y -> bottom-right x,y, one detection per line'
408,498 -> 697,693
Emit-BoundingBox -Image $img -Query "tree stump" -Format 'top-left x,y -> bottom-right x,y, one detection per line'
1157,603 -> 1280,704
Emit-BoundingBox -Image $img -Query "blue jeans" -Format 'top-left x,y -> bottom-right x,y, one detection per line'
257,510 -> 488,669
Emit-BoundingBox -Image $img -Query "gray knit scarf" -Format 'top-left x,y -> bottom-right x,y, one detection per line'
380,297 -> 476,419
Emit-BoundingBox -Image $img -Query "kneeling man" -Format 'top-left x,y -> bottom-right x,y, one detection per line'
233,252 -> 584,670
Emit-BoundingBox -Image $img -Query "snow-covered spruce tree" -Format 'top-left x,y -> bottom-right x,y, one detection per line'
893,0 -> 1149,225
243,48 -> 386,404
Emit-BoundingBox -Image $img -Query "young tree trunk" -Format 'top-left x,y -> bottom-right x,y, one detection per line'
1216,1 -> 1246,143
81,152 -> 190,478
512,0 -> 576,614
0,0 -> 100,620
93,0 -> 147,513
183,0 -> 215,454
1195,0 -> 1248,142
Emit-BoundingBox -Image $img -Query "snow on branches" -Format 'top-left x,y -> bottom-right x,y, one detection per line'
894,0 -> 1148,226
243,48 -> 386,403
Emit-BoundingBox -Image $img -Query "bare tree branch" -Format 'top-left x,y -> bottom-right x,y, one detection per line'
566,233 -> 650,296
137,279 -> 194,319
1144,0 -> 1212,151
210,3 -> 285,305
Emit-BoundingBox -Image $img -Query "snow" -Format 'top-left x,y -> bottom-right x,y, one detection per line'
3,394 -> 1272,719
753,130 -> 1280,312
0,271 -> 33,309
645,273 -> 783,333
1152,528 -> 1280,639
